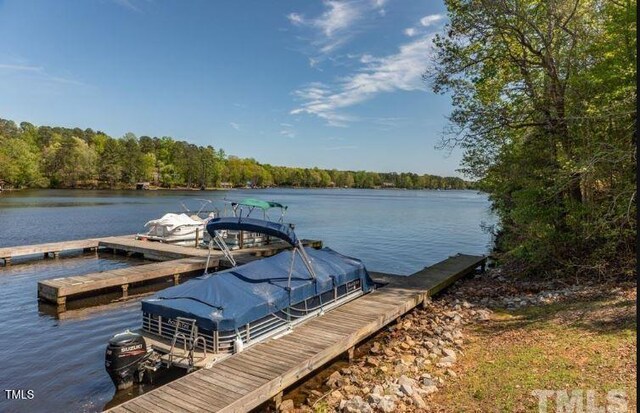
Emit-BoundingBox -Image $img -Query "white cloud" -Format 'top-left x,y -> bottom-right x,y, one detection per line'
316,1 -> 360,38
0,64 -> 43,72
404,27 -> 417,37
112,0 -> 141,12
287,0 -> 388,58
420,14 -> 445,27
291,34 -> 436,126
280,123 -> 296,138
0,61 -> 85,86
359,54 -> 376,64
287,12 -> 305,25
229,122 -> 241,131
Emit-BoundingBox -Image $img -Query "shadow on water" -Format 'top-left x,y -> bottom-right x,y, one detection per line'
102,367 -> 187,411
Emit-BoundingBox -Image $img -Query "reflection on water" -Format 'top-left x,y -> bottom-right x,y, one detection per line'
0,188 -> 496,412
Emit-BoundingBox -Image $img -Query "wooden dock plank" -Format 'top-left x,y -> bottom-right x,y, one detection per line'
0,238 -> 100,264
37,257 -> 210,303
106,253 -> 486,413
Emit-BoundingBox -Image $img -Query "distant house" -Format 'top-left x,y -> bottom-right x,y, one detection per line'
136,182 -> 150,190
382,182 -> 395,188
220,182 -> 233,189
0,179 -> 4,192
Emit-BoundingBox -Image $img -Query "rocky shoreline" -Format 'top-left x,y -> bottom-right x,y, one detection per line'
271,269 -> 628,412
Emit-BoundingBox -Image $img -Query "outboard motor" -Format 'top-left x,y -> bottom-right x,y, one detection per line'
105,330 -> 148,390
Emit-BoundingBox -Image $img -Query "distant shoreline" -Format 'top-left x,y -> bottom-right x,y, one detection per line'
1,185 -> 474,192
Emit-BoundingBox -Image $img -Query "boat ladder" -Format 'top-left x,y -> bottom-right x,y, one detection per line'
211,231 -> 236,267
168,317 -> 207,370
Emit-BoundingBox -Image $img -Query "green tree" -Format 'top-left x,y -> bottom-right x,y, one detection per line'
0,135 -> 45,187
430,0 -> 636,277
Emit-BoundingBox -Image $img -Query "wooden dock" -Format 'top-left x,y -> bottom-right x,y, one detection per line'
35,238 -> 322,311
106,253 -> 486,413
0,238 -> 101,265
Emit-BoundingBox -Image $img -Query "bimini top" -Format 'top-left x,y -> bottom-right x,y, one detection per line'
207,217 -> 298,246
233,198 -> 287,211
141,247 -> 374,331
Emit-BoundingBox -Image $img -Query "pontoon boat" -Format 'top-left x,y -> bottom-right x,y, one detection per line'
105,216 -> 374,390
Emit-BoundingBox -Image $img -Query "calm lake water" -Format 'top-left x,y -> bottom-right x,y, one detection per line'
0,188 -> 496,413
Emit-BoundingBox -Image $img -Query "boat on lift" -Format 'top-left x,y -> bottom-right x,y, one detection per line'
105,216 -> 374,390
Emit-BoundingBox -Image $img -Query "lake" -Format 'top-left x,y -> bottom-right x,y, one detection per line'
0,188 -> 496,413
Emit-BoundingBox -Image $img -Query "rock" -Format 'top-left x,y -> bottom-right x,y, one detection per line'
342,396 -> 372,413
384,348 -> 396,357
398,375 -> 415,396
371,385 -> 384,396
278,399 -> 294,412
423,385 -> 438,395
367,393 -> 382,404
330,390 -> 344,400
343,385 -> 359,395
439,355 -> 456,365
326,371 -> 341,387
476,309 -> 491,321
442,348 -> 457,361
340,367 -> 352,375
411,393 -> 427,409
377,396 -> 396,413
446,369 -> 457,377
400,354 -> 415,365
421,376 -> 435,387
399,342 -> 411,350
365,357 -> 379,367
370,342 -> 381,354
400,383 -> 413,396
337,377 -> 351,387
394,364 -> 408,375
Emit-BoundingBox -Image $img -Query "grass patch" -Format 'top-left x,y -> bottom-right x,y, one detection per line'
431,292 -> 636,412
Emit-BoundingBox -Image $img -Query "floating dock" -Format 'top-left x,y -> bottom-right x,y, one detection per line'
104,253 -> 486,413
0,235 -> 319,311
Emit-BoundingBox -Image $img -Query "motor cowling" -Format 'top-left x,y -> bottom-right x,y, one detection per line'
105,331 -> 147,390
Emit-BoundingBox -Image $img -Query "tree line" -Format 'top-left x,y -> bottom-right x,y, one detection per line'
0,118 -> 473,190
430,0 -> 636,278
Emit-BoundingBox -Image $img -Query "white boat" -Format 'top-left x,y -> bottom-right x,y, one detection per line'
137,199 -> 217,246
136,213 -> 207,246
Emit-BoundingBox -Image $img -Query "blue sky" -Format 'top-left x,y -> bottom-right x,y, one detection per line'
0,0 -> 463,176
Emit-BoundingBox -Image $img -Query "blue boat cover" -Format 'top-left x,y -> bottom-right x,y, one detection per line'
141,247 -> 374,331
207,217 -> 298,246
